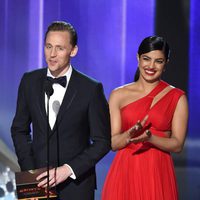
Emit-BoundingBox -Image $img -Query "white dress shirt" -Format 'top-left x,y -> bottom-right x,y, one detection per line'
45,65 -> 76,179
45,66 -> 72,129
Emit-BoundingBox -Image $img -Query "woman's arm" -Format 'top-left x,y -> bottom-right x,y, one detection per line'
131,95 -> 188,153
109,90 -> 148,151
109,90 -> 128,151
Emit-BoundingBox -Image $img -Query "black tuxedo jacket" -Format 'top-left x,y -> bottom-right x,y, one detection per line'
11,67 -> 111,199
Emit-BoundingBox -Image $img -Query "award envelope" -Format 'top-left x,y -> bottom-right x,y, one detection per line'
15,167 -> 57,199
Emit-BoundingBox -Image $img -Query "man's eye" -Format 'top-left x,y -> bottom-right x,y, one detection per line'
46,45 -> 52,49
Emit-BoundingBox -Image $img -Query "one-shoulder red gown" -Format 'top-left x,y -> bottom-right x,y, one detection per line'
102,81 -> 184,200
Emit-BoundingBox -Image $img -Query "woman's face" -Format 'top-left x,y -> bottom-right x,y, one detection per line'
137,50 -> 167,83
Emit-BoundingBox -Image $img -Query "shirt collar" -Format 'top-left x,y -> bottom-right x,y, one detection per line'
47,65 -> 73,87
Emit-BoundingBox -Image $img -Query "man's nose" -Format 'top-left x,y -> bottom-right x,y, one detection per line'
50,48 -> 57,57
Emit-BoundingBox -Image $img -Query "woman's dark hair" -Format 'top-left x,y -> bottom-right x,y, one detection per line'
134,36 -> 170,81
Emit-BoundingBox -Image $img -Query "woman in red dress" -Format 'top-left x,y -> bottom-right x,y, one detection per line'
102,36 -> 188,200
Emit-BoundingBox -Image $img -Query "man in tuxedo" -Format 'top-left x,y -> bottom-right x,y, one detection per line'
11,21 -> 111,199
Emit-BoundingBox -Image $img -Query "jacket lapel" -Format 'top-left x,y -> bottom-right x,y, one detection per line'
52,69 -> 78,131
36,68 -> 48,123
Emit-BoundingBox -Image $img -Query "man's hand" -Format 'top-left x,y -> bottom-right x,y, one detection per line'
36,165 -> 72,188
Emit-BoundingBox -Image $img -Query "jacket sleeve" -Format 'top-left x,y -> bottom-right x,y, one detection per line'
68,83 -> 111,178
11,74 -> 35,171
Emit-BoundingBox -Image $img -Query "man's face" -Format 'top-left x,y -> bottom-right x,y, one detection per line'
44,31 -> 77,77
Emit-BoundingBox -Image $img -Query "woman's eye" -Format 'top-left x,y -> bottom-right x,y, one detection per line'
156,60 -> 164,64
143,57 -> 149,61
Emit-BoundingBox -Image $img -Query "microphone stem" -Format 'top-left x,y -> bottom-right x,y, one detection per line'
46,96 -> 50,200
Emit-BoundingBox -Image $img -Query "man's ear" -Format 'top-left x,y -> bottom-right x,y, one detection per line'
70,45 -> 78,57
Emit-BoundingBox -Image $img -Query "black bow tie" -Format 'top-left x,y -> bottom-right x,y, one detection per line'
46,76 -> 67,87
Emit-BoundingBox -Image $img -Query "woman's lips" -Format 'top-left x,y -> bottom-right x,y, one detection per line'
144,69 -> 156,76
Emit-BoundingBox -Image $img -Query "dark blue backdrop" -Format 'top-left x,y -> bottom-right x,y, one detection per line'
0,0 -> 199,199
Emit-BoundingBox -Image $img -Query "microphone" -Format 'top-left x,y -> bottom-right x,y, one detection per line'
44,80 -> 54,98
52,100 -> 61,186
44,79 -> 54,200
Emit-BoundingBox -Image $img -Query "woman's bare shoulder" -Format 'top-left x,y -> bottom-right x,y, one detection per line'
113,82 -> 137,93
109,82 -> 138,102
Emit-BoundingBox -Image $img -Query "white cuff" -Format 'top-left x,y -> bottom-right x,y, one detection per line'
64,164 -> 76,179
